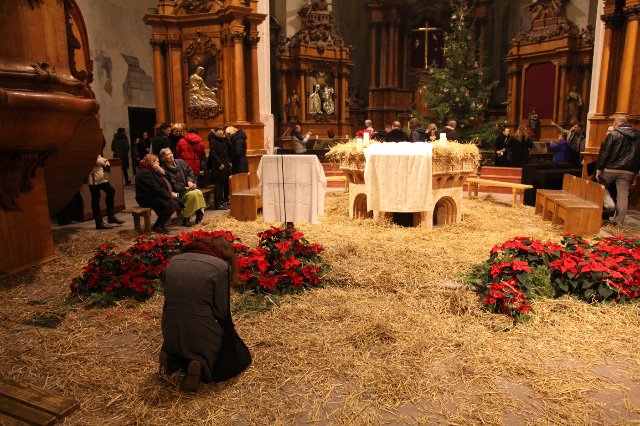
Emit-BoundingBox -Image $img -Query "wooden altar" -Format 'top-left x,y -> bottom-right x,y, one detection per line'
504,0 -> 594,142
144,0 -> 267,170
0,0 -> 102,275
275,0 -> 354,141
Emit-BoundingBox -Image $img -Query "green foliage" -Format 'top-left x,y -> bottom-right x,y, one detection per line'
417,0 -> 500,144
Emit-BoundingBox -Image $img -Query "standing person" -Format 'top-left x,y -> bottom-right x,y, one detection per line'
291,125 -> 312,154
425,123 -> 438,142
386,121 -> 410,142
87,155 -> 124,229
596,117 -> 640,225
208,126 -> 231,210
495,127 -> 511,167
549,133 -> 571,163
136,154 -> 180,234
151,123 -> 172,156
227,126 -> 249,174
507,125 -> 534,167
131,137 -> 141,176
408,118 -> 427,142
160,148 -> 206,227
550,121 -> 585,167
137,131 -> 151,162
111,127 -> 131,185
176,127 -> 206,184
443,120 -> 461,142
169,124 -> 183,153
159,236 -> 251,391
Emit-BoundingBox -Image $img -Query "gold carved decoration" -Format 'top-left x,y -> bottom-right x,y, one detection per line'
63,0 -> 93,84
0,149 -> 56,212
186,104 -> 224,120
182,31 -> 221,61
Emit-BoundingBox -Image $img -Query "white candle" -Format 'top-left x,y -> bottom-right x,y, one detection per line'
357,139 -> 363,152
440,133 -> 447,144
364,132 -> 370,146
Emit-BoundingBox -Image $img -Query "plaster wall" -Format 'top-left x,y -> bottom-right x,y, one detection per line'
258,0 -> 275,153
76,0 -> 157,159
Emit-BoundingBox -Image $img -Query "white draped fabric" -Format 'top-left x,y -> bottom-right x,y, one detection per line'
364,142 -> 433,212
257,155 -> 327,224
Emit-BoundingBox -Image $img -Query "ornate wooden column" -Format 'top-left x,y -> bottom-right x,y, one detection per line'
507,68 -> 518,124
150,38 -> 168,124
595,22 -> 615,114
401,29 -> 408,89
339,71 -> 348,123
231,31 -> 247,123
557,63 -> 568,124
369,23 -> 378,90
386,23 -> 395,87
167,38 -> 184,125
379,23 -> 388,87
248,35 -> 260,122
280,70 -> 287,123
300,70 -> 307,121
615,10 -> 639,116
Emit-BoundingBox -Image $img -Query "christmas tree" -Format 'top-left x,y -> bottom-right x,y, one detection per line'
418,0 -> 499,144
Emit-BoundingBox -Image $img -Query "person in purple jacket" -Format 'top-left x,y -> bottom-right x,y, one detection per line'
549,133 -> 571,163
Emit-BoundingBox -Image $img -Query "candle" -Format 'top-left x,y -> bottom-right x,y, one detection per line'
356,139 -> 363,152
440,133 -> 447,144
364,131 -> 370,146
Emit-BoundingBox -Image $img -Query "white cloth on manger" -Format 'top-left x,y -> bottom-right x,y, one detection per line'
364,142 -> 433,212
257,155 -> 327,224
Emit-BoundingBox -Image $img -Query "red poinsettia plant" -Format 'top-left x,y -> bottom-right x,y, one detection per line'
70,227 -> 328,305
471,234 -> 640,321
355,130 -> 372,137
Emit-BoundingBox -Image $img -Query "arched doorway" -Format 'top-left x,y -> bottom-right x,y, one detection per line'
433,196 -> 457,226
353,193 -> 373,219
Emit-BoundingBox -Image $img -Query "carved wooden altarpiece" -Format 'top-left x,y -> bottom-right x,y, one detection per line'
276,0 -> 354,142
144,0 -> 267,170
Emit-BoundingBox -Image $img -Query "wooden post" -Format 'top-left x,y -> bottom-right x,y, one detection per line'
249,35 -> 260,123
379,23 -> 388,87
581,63 -> 591,123
508,69 -> 518,124
557,64 -> 568,124
615,17 -> 639,115
280,71 -> 287,123
595,25 -> 614,114
150,38 -> 168,124
386,23 -> 394,88
401,30 -> 409,89
167,39 -> 184,125
339,71 -> 348,123
232,31 -> 247,123
300,71 -> 307,121
369,23 -> 378,88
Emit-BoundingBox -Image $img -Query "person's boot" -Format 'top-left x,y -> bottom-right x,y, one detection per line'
107,209 -> 124,224
159,350 -> 181,375
182,218 -> 193,227
181,360 -> 201,392
195,209 -> 204,224
95,216 -> 112,230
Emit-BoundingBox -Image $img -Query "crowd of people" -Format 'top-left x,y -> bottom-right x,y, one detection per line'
89,124 -> 249,232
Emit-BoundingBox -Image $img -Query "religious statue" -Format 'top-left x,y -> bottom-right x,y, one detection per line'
178,0 -> 213,14
322,86 -> 335,115
189,66 -> 217,107
566,86 -> 583,125
309,84 -> 321,115
523,0 -> 566,23
347,86 -> 364,109
528,107 -> 539,140
284,89 -> 301,122
502,93 -> 512,119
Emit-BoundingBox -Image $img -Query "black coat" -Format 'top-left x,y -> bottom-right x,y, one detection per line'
596,124 -> 640,173
386,128 -> 410,142
162,159 -> 196,197
169,133 -> 181,153
137,138 -> 151,159
207,133 -> 231,180
443,127 -> 461,142
151,135 -> 171,157
507,136 -> 533,167
135,166 -> 178,216
229,129 -> 249,174
111,133 -> 130,168
495,135 -> 511,167
410,126 -> 427,142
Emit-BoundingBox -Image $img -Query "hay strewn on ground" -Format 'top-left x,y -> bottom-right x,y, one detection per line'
1,195 -> 640,425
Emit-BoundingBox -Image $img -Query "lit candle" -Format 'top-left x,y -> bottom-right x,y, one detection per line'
440,133 -> 447,144
364,131 -> 370,146
357,139 -> 363,152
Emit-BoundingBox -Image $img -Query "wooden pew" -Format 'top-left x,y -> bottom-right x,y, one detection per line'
325,175 -> 348,192
535,174 -> 604,235
230,171 -> 262,221
121,206 -> 152,234
466,177 -> 534,206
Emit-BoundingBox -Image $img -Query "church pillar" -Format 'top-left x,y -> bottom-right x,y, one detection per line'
280,70 -> 287,123
581,63 -> 591,122
339,71 -> 348,123
596,23 -> 614,114
379,24 -> 388,87
299,71 -> 307,121
615,13 -> 639,116
369,23 -> 378,88
167,38 -> 184,125
249,35 -> 261,123
232,31 -> 247,123
558,64 -> 568,124
401,30 -> 409,89
507,68 -> 518,124
386,23 -> 395,87
150,38 -> 168,124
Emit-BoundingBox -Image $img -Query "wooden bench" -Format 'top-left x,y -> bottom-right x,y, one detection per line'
0,377 -> 79,425
466,178 -> 534,206
326,175 -> 348,192
230,171 -> 262,221
535,174 -> 604,235
199,185 -> 215,208
121,206 -> 152,234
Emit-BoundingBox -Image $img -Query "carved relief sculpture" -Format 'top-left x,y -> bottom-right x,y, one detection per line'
309,84 -> 321,115
566,86 -> 583,124
284,89 -> 300,122
322,85 -> 335,115
189,66 -> 218,107
517,0 -> 578,43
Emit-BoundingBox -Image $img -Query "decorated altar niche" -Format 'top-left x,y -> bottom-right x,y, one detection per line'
504,0 -> 593,145
276,0 -> 354,145
144,0 -> 266,170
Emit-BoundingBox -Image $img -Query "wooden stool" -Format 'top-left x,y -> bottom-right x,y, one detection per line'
122,206 -> 152,234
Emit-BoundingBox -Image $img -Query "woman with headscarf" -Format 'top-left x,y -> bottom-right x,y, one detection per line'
135,154 -> 181,234
159,148 -> 206,227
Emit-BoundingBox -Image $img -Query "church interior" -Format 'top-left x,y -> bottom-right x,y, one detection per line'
1,0 -> 640,424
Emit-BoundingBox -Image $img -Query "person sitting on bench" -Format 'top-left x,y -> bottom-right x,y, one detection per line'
135,154 -> 181,234
159,148 -> 206,227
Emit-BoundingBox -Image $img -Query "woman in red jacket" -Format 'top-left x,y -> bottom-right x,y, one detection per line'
176,127 -> 206,185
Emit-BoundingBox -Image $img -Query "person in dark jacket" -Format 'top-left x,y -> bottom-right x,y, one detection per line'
443,120 -> 461,142
208,126 -> 232,210
507,125 -> 533,167
111,127 -> 131,185
87,155 -> 124,229
408,118 -> 427,142
136,131 -> 151,161
131,138 -> 141,176
169,124 -> 183,153
551,121 -> 586,167
494,127 -> 511,167
135,154 -> 180,234
160,235 -> 249,391
386,121 -> 410,142
549,133 -> 571,163
596,117 -> 640,225
151,123 -> 172,156
227,126 -> 249,174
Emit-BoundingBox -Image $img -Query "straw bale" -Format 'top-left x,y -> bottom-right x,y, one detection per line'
0,194 -> 639,424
